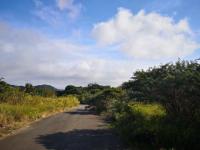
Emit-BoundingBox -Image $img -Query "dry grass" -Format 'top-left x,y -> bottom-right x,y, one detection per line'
0,95 -> 79,137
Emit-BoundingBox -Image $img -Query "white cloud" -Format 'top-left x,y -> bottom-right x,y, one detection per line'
34,6 -> 62,26
56,0 -> 82,19
33,0 -> 81,25
92,8 -> 199,59
0,22 -> 139,88
33,0 -> 64,26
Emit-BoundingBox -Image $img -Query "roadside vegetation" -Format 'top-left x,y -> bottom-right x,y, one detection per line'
0,80 -> 79,137
59,60 -> 200,149
113,103 -> 166,149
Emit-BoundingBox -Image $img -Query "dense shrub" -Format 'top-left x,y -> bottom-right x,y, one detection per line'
113,102 -> 200,149
123,60 -> 200,121
118,60 -> 200,149
113,103 -> 166,149
89,88 -> 125,114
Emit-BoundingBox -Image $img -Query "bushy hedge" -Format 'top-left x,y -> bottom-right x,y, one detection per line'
88,88 -> 125,114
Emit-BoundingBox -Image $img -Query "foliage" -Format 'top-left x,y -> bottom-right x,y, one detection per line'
113,103 -> 166,149
89,88 -> 125,114
87,60 -> 200,149
64,85 -> 82,95
118,60 -> 200,149
24,83 -> 34,95
113,102 -> 200,149
58,83 -> 111,104
123,60 -> 200,124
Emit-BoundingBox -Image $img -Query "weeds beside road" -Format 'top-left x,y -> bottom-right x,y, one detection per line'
0,95 -> 79,137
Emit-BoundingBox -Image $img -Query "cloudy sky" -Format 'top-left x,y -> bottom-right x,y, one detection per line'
0,0 -> 200,88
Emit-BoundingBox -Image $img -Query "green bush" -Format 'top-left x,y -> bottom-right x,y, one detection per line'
114,103 -> 166,149
120,60 -> 200,149
89,88 -> 125,114
123,60 -> 200,122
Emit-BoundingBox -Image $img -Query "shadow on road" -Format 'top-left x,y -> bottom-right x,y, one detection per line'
65,109 -> 96,115
36,129 -> 123,150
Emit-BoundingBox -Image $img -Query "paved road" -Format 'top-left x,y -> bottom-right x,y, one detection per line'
0,105 -> 124,150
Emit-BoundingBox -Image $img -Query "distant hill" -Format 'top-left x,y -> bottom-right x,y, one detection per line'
34,84 -> 57,91
3,81 -> 60,97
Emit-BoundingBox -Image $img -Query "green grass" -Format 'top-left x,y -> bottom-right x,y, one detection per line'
0,95 -> 79,137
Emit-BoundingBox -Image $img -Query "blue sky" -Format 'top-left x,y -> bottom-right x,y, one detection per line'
0,0 -> 200,88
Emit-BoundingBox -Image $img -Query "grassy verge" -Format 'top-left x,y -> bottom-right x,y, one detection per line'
0,95 -> 79,137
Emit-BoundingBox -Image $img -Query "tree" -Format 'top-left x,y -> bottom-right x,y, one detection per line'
24,83 -> 35,95
90,88 -> 124,113
64,85 -> 81,95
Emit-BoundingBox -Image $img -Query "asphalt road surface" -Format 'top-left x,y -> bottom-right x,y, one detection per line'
0,105 -> 125,150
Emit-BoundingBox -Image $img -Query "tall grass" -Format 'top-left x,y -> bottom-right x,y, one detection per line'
0,95 -> 79,137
